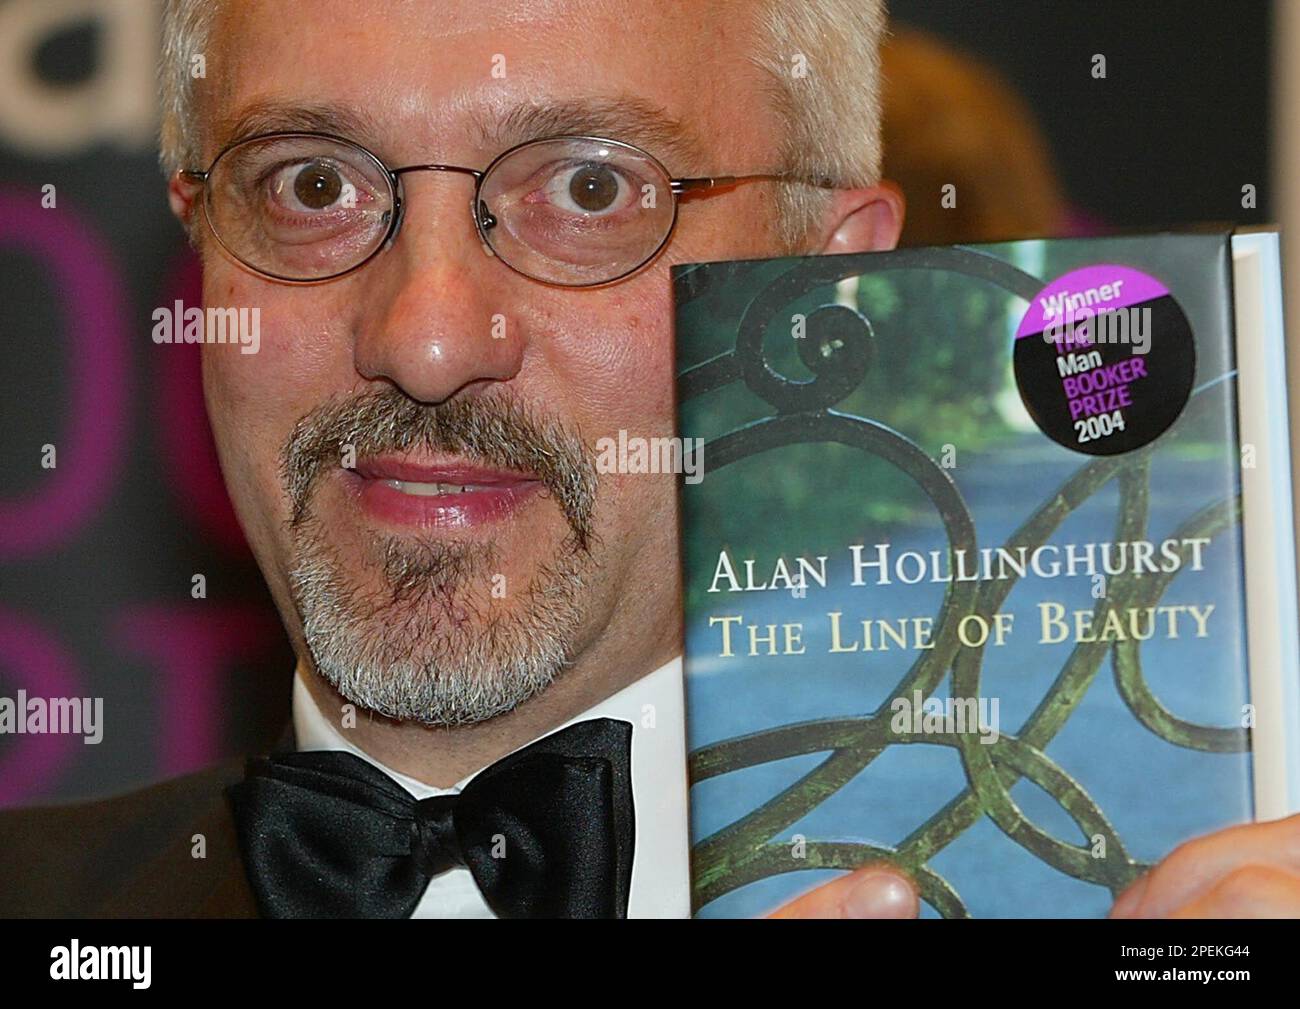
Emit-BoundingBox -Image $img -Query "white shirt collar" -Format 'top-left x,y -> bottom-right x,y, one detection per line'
291,657 -> 690,918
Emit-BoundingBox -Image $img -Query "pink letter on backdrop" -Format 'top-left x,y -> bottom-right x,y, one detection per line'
0,189 -> 128,556
157,250 -> 250,553
113,604 -> 282,776
0,608 -> 84,806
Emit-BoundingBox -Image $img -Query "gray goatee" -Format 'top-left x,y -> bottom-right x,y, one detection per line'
281,387 -> 599,726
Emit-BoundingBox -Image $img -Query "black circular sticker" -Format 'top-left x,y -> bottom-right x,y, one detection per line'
1013,264 -> 1195,456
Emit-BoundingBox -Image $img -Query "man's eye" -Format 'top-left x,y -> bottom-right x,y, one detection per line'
268,160 -> 354,212
543,162 -> 630,215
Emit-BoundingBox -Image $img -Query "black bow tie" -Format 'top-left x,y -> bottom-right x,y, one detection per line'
227,718 -> 635,918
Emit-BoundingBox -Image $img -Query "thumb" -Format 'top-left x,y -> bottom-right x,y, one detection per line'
768,863 -> 919,919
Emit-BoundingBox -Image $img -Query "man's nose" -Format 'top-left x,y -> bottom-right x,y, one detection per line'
351,180 -> 523,404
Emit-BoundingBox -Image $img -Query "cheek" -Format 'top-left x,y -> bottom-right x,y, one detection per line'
526,280 -> 681,547
533,279 -> 678,441
203,268 -> 347,411
200,268 -> 350,498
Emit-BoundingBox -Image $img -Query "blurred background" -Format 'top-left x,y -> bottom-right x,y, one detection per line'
0,0 -> 1289,804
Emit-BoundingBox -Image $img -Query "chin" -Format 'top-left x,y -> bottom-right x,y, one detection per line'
286,516 -> 597,726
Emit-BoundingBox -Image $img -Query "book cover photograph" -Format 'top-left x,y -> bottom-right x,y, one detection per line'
672,231 -> 1300,918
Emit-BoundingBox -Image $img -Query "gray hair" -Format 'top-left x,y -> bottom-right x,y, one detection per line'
751,1 -> 887,245
158,0 -> 885,249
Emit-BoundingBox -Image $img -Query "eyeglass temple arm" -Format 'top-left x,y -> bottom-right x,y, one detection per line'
670,173 -> 835,194
179,169 -> 208,183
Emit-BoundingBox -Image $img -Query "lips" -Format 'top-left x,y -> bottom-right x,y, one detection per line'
344,456 -> 544,529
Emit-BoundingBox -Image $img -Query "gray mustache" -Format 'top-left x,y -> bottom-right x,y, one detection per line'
280,387 -> 598,548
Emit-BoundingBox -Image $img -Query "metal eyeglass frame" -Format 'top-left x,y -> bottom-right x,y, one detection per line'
178,131 -> 835,288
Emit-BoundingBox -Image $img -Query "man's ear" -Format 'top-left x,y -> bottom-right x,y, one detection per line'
167,173 -> 207,248
813,180 -> 905,255
168,172 -> 198,227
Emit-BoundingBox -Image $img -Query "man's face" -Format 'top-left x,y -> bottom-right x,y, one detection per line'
193,0 -> 797,724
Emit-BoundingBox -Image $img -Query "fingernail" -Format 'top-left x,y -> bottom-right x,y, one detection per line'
1110,873 -> 1149,918
843,868 -> 918,919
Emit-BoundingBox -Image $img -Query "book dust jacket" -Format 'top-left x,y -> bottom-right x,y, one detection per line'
673,233 -> 1294,918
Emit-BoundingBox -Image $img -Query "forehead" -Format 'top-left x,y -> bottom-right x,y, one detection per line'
205,0 -> 776,171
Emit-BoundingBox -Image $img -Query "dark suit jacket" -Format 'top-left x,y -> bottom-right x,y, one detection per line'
0,748 -> 278,918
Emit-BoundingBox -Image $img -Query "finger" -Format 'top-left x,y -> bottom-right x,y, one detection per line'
768,863 -> 919,919
1111,813 -> 1300,919
1170,864 -> 1300,918
1109,871 -> 1150,919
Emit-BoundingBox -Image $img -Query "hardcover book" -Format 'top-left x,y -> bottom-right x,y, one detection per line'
672,230 -> 1300,918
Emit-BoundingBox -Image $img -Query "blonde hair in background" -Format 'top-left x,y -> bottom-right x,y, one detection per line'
880,28 -> 1066,246
157,0 -> 887,249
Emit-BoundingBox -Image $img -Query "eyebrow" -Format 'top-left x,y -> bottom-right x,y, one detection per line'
470,97 -> 709,173
213,101 -> 377,154
210,96 -> 709,174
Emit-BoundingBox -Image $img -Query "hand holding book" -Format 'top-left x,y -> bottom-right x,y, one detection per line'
1110,812 -> 1300,918
768,863 -> 919,918
764,813 -> 1300,917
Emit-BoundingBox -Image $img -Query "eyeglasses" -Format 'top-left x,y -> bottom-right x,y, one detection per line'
178,132 -> 832,287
